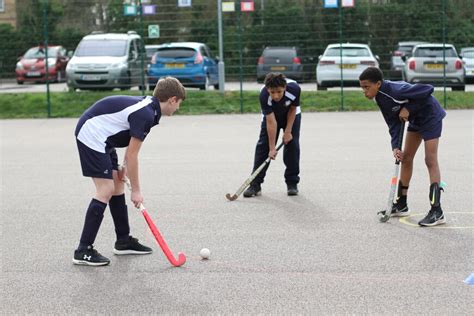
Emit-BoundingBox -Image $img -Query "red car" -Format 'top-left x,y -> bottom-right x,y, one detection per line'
16,45 -> 70,84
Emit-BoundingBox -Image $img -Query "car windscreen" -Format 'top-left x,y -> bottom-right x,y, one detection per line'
325,47 -> 370,57
263,49 -> 296,58
24,47 -> 58,58
462,50 -> 474,58
156,48 -> 196,59
399,46 -> 415,56
75,39 -> 128,57
414,47 -> 457,58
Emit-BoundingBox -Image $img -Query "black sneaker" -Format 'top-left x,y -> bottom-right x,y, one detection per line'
287,183 -> 298,196
391,201 -> 410,217
73,245 -> 110,266
418,207 -> 446,227
243,184 -> 261,198
113,236 -> 153,255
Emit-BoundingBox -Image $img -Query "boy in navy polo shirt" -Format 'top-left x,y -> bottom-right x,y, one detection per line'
244,72 -> 302,197
359,67 -> 446,227
73,77 -> 186,266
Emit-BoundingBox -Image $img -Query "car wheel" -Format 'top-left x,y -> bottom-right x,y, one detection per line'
317,83 -> 327,91
17,80 -> 24,85
452,86 -> 465,91
200,75 -> 209,90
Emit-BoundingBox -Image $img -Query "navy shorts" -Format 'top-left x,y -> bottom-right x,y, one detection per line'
407,120 -> 442,141
76,140 -> 118,179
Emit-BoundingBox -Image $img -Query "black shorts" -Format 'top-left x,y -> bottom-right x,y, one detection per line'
76,140 -> 118,179
407,120 -> 443,141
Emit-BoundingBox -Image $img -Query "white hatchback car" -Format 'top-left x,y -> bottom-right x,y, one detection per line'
402,43 -> 464,91
316,43 -> 379,90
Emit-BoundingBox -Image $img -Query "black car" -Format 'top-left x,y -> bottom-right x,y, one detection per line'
257,46 -> 312,83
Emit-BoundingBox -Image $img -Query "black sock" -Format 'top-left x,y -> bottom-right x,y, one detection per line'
397,195 -> 407,206
109,194 -> 130,241
78,199 -> 107,250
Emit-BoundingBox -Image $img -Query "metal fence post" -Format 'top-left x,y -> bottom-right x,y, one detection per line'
42,0 -> 51,117
139,0 -> 145,96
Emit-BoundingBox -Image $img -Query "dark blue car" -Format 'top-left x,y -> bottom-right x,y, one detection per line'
148,42 -> 219,90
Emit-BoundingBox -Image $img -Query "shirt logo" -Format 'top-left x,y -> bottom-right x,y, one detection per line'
285,101 -> 291,107
104,169 -> 109,174
392,105 -> 401,112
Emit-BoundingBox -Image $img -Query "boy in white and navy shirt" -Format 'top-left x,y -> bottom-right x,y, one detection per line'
244,72 -> 302,197
73,77 -> 186,266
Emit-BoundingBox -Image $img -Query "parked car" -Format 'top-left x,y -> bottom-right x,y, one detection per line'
460,47 -> 474,83
147,42 -> 219,90
388,41 -> 426,80
16,45 -> 71,84
257,46 -> 310,83
66,31 -> 146,91
316,43 -> 379,90
402,43 -> 465,91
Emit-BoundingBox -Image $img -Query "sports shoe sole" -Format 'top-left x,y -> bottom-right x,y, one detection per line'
391,211 -> 410,217
418,217 -> 446,227
243,191 -> 261,198
113,248 -> 153,255
72,258 -> 110,266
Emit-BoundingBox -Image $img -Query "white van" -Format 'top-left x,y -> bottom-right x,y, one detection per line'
66,31 -> 146,90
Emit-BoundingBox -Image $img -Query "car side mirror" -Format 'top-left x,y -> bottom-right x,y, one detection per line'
215,56 -> 220,62
401,55 -> 407,62
318,55 -> 322,60
67,51 -> 74,58
375,55 -> 380,61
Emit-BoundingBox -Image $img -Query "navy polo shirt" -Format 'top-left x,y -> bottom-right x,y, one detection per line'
75,95 -> 161,153
375,80 -> 446,149
259,80 -> 301,127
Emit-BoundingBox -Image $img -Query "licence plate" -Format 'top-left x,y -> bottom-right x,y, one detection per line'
270,66 -> 286,71
339,64 -> 357,69
81,74 -> 102,80
425,64 -> 444,70
27,71 -> 41,76
165,63 -> 185,68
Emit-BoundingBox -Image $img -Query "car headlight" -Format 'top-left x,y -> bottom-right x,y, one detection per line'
66,63 -> 77,71
16,62 -> 24,70
111,62 -> 128,69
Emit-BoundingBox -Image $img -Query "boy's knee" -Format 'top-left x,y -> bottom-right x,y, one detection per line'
97,184 -> 115,202
403,154 -> 414,164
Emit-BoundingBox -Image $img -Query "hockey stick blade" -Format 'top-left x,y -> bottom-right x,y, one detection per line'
225,193 -> 238,201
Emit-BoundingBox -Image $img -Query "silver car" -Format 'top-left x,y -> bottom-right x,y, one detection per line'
66,31 -> 145,91
316,43 -> 379,90
460,47 -> 474,83
402,44 -> 465,91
